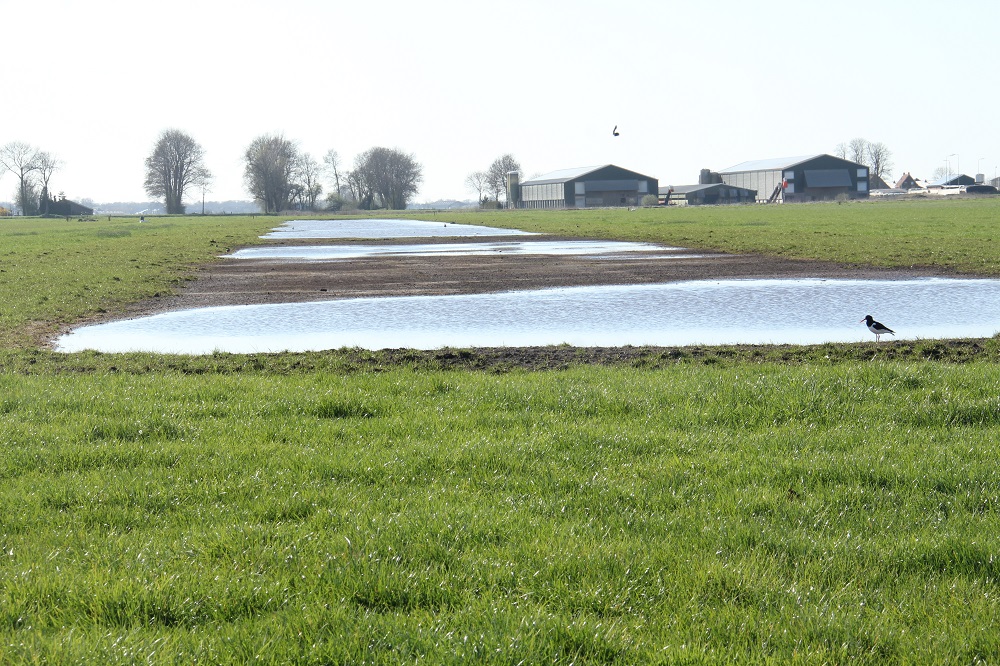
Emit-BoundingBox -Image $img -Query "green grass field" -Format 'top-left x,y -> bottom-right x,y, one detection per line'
2,200 -> 1000,663
0,215 -> 273,348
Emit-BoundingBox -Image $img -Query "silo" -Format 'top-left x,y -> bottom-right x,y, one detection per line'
506,171 -> 521,208
699,169 -> 722,184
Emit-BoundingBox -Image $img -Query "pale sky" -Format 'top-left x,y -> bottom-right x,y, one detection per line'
4,0 -> 999,205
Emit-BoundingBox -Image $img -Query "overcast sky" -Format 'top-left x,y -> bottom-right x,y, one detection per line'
5,0 -> 998,204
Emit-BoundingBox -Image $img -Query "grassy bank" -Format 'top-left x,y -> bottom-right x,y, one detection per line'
0,215 -> 273,348
2,362 -> 1000,663
426,196 -> 1000,275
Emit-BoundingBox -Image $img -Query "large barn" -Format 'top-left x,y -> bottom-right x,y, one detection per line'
719,154 -> 870,203
513,164 -> 658,209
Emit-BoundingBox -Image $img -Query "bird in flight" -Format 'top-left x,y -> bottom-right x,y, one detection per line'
861,314 -> 895,342
612,125 -> 620,136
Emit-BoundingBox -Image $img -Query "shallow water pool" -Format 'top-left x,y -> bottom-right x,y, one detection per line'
56,278 -> 1000,354
263,218 -> 537,239
228,240 -> 688,260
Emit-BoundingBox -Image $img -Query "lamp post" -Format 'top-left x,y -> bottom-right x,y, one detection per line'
949,154 -> 957,184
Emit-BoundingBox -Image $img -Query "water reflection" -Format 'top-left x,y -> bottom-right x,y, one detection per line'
56,278 -> 1000,354
228,240 -> 686,260
263,218 -> 536,239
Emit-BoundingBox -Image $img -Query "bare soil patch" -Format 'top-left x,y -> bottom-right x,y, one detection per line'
122,235 -> 948,318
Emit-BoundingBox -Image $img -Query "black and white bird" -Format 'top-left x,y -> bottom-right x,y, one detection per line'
612,125 -> 620,137
861,314 -> 895,342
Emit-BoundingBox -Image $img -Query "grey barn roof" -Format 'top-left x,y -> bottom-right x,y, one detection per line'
720,155 -> 825,173
928,174 -> 973,187
521,165 -> 611,185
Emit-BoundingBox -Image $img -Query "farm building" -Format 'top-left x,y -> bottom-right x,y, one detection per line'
513,165 -> 658,209
895,172 -> 924,190
718,154 -> 870,203
869,173 -> 890,190
659,183 -> 757,206
928,174 -> 976,188
45,195 -> 94,217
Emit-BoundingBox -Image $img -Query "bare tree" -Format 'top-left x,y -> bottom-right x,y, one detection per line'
344,168 -> 368,208
197,174 -> 214,215
243,134 -> 300,213
293,152 -> 323,210
847,138 -> 869,165
866,141 -> 894,180
351,147 -> 422,210
17,180 -> 42,216
322,149 -> 342,195
144,129 -> 212,214
35,151 -> 61,215
465,170 -> 488,203
836,137 -> 894,180
0,141 -> 41,215
485,154 -> 521,203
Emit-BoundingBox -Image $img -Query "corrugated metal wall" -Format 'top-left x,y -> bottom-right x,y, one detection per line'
722,169 -> 784,202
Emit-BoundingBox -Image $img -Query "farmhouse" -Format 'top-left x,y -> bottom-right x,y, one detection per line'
895,172 -> 924,190
869,173 -> 890,190
718,154 -> 870,203
513,165 -> 658,209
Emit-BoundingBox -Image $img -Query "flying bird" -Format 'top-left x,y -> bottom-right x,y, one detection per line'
612,125 -> 620,137
861,314 -> 895,342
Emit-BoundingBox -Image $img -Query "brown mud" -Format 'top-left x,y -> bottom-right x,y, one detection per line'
121,235 -> 949,316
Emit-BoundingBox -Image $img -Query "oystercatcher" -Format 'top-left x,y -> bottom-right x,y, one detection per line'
861,314 -> 895,342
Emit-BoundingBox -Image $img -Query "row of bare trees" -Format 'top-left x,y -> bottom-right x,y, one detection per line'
5,130 -> 420,215
835,138 -> 893,181
0,142 -> 60,215
465,154 -> 522,205
141,130 -> 422,214
239,135 -> 423,213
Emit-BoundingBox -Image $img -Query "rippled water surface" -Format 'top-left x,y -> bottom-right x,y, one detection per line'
228,240 -> 686,260
56,278 -> 1000,354
262,218 -> 537,239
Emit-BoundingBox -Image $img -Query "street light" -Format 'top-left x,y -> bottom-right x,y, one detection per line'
949,153 -> 957,183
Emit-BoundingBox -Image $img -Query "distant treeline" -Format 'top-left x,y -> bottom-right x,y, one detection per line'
93,200 -> 263,215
